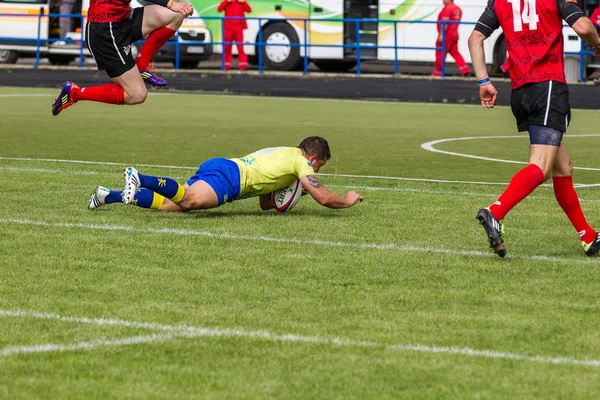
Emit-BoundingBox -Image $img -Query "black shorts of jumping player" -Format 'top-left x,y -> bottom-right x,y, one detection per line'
511,80 -> 571,147
85,8 -> 144,78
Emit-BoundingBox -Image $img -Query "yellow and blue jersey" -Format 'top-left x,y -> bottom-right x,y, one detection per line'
230,147 -> 315,199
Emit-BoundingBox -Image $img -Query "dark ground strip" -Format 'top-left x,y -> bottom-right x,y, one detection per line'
1,67 -> 599,109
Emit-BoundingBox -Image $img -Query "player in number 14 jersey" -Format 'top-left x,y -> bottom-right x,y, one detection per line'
468,0 -> 600,257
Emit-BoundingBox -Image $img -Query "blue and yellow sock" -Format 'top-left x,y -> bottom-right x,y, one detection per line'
105,190 -> 123,204
138,173 -> 185,203
129,188 -> 165,210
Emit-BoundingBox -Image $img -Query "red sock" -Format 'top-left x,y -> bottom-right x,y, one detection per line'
72,84 -> 125,104
489,164 -> 545,220
135,27 -> 176,71
553,175 -> 596,243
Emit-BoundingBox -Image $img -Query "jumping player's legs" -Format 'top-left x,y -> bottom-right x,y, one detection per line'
52,8 -> 151,115
135,5 -> 185,76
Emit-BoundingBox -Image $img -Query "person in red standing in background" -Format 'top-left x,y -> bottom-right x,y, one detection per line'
432,0 -> 470,77
590,5 -> 600,31
218,0 -> 252,71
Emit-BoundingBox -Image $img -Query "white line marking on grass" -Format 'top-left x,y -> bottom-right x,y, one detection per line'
2,308 -> 600,367
0,167 -> 99,175
0,157 -> 512,186
421,135 -> 600,172
332,185 -> 600,203
0,157 -> 195,170
0,94 -> 54,98
2,218 -> 599,264
0,333 -> 175,356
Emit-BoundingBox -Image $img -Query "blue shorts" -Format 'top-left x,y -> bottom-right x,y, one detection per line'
187,158 -> 241,205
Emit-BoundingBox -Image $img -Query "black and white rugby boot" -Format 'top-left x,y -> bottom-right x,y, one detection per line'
476,208 -> 506,258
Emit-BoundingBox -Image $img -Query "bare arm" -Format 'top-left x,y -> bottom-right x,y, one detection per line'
468,30 -> 489,82
558,0 -> 600,49
469,1 -> 499,109
300,175 -> 362,209
468,30 -> 497,108
572,17 -> 600,48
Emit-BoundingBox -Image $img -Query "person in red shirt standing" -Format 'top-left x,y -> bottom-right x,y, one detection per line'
218,0 -> 252,71
432,0 -> 470,77
468,0 -> 600,257
51,0 -> 193,116
590,6 -> 600,32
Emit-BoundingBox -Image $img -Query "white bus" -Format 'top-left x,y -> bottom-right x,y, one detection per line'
0,0 -> 212,67
188,0 -> 589,73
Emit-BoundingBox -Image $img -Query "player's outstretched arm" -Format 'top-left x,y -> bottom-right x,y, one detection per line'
300,175 -> 363,209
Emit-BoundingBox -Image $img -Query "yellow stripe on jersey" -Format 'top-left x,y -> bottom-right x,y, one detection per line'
230,147 -> 315,199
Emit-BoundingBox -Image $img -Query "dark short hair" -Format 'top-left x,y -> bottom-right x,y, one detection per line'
298,136 -> 331,160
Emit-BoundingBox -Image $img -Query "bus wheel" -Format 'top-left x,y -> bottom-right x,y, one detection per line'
0,50 -> 18,64
314,60 -> 356,73
48,55 -> 76,65
262,23 -> 301,71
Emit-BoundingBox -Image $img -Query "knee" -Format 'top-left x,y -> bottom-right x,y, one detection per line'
171,13 -> 185,28
177,197 -> 197,211
553,159 -> 573,177
128,88 -> 147,105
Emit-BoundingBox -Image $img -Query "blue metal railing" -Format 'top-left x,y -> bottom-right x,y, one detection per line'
0,12 -> 594,81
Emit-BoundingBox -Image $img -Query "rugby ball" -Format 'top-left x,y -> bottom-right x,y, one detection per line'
271,181 -> 303,212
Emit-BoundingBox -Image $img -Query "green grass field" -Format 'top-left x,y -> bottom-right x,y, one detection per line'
2,86 -> 600,399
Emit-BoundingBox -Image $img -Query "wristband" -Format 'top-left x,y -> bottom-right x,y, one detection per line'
478,77 -> 491,85
167,0 -> 174,8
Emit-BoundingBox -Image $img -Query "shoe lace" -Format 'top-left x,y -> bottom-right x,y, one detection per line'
148,59 -> 157,73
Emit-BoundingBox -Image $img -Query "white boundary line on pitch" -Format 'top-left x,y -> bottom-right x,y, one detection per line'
5,156 -> 599,189
421,135 -> 600,172
2,217 -> 599,264
0,156 -> 513,186
0,333 -> 176,357
6,164 -> 600,201
2,309 -> 600,367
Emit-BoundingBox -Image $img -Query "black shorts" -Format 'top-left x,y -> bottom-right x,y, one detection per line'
511,81 -> 571,133
86,8 -> 144,78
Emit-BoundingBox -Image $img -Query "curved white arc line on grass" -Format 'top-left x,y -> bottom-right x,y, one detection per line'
1,218 -> 599,265
2,309 -> 600,367
421,135 -> 600,171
